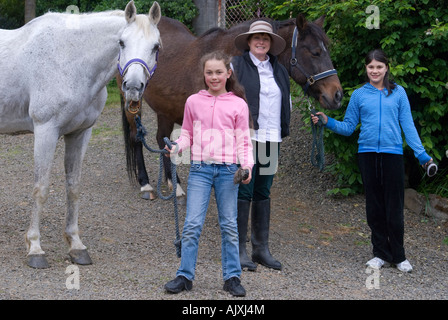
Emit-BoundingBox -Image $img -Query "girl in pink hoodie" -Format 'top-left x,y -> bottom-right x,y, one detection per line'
164,51 -> 254,297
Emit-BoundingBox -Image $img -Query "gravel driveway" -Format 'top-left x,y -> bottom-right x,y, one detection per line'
1,100 -> 447,303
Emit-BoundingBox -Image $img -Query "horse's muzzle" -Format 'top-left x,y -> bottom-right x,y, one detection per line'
318,87 -> 343,110
125,99 -> 142,115
122,81 -> 144,114
122,79 -> 144,97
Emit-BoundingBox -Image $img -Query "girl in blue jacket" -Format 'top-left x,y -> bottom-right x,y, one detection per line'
312,49 -> 433,272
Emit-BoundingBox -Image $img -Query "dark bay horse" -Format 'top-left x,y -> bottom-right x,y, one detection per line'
117,14 -> 343,200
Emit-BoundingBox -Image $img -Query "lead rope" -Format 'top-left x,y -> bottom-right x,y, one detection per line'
308,98 -> 325,172
135,115 -> 181,258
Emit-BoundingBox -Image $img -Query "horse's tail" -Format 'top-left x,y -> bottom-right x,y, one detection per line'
120,94 -> 139,186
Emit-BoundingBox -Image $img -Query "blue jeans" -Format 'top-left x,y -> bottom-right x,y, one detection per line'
176,162 -> 241,281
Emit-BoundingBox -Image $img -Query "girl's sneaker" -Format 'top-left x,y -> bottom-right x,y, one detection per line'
396,259 -> 413,273
366,257 -> 389,269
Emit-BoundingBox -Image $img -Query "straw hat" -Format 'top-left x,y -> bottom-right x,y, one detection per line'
234,20 -> 286,56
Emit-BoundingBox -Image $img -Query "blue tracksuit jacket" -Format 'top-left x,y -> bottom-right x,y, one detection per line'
325,83 -> 431,165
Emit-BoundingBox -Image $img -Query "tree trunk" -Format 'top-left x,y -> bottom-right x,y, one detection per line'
192,0 -> 219,35
24,0 -> 36,24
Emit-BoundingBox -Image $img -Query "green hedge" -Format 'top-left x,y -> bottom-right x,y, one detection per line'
267,0 -> 448,196
0,0 -> 197,30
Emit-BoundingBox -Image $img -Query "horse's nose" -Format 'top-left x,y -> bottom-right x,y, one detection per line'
122,80 -> 144,92
334,89 -> 343,104
122,80 -> 144,99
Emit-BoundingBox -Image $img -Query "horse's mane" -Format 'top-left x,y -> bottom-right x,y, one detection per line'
134,15 -> 158,38
296,19 -> 330,46
273,17 -> 330,46
272,18 -> 295,31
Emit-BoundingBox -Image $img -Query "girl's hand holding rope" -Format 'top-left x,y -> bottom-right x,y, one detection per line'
163,142 -> 178,157
311,112 -> 328,125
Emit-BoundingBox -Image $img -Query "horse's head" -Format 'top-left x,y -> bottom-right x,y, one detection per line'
118,1 -> 161,114
281,14 -> 342,110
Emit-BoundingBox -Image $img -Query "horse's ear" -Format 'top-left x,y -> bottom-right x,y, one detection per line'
125,0 -> 137,24
149,1 -> 161,25
314,15 -> 326,28
296,13 -> 307,31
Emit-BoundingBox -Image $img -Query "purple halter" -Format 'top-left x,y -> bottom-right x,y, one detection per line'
117,50 -> 158,88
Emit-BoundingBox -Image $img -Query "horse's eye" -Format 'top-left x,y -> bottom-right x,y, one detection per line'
153,43 -> 160,52
310,49 -> 321,57
119,40 -> 125,48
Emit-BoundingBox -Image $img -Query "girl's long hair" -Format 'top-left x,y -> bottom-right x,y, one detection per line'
365,49 -> 396,96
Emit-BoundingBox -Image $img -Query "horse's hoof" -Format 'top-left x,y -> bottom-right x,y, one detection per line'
141,191 -> 156,200
141,191 -> 150,200
69,249 -> 93,265
27,254 -> 50,269
177,195 -> 186,206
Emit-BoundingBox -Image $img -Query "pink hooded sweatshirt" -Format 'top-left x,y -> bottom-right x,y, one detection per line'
175,90 -> 254,169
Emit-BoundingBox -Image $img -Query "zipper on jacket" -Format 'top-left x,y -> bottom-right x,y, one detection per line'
209,96 -> 217,158
377,91 -> 382,152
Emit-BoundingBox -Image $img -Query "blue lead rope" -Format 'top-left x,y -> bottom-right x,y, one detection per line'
310,108 -> 325,172
135,116 -> 181,258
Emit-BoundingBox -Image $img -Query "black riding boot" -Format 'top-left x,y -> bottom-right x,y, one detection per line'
251,199 -> 282,270
237,200 -> 257,271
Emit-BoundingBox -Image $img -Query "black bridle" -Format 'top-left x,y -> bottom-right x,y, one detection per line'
289,26 -> 338,94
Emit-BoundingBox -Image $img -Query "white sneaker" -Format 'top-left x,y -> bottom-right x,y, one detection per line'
396,259 -> 413,272
366,257 -> 389,269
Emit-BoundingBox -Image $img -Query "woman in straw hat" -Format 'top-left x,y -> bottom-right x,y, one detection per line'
232,20 -> 291,271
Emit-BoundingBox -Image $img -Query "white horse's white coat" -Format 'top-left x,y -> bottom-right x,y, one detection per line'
0,1 -> 161,267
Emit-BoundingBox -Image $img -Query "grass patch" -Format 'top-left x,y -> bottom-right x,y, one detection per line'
443,237 -> 448,246
0,146 -> 26,160
105,79 -> 122,108
91,125 -> 121,138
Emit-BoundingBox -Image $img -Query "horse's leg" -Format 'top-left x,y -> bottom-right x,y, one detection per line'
129,112 -> 154,200
156,114 -> 186,198
135,137 -> 155,200
121,93 -> 154,200
26,125 -> 59,269
63,128 -> 93,265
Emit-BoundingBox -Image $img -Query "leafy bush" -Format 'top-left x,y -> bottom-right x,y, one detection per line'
0,0 -> 198,31
268,0 -> 448,196
93,0 -> 198,30
0,0 -> 25,29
